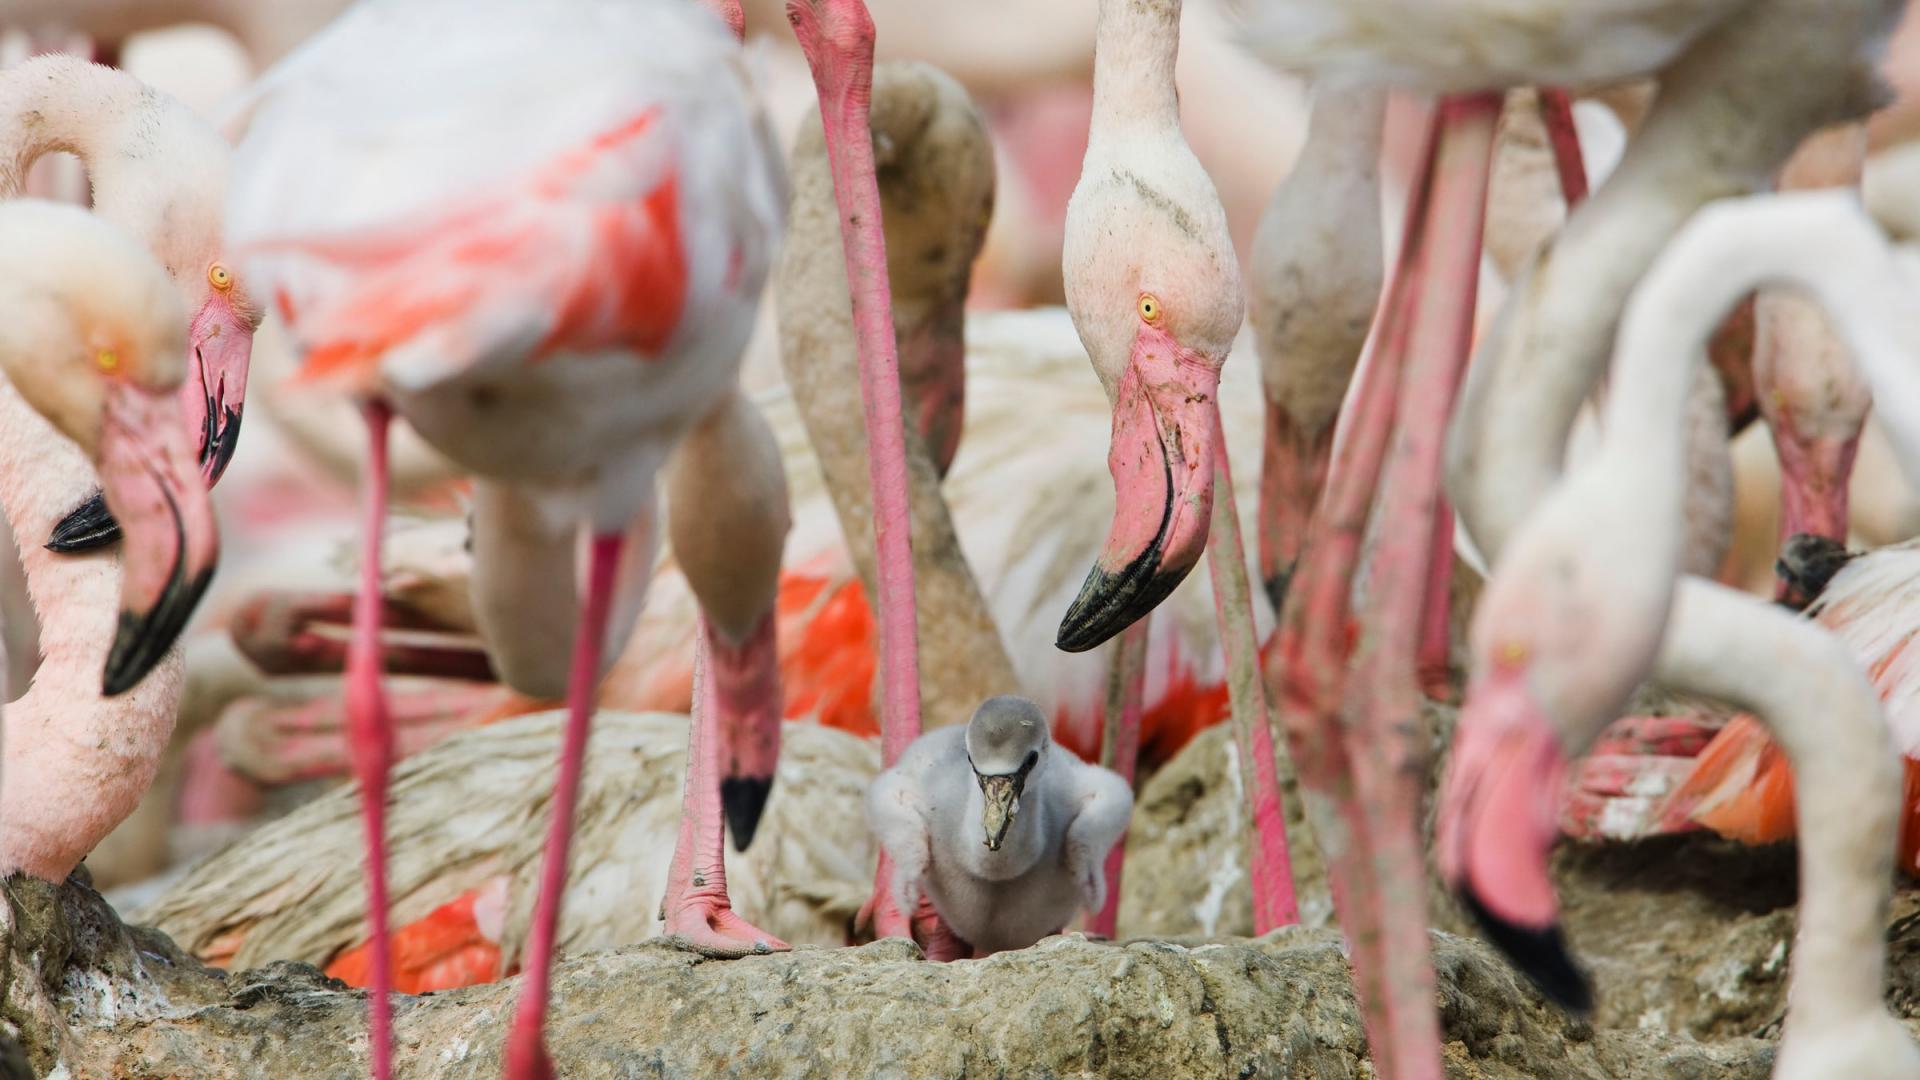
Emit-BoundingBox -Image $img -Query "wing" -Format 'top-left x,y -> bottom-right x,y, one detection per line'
865,740 -> 941,914
1059,759 -> 1134,914
227,0 -> 783,390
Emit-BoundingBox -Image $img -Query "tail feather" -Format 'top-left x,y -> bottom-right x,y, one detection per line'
1663,715 -> 1797,845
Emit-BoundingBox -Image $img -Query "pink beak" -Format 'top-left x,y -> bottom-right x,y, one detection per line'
1056,322 -> 1220,652
183,290 -> 254,490
97,381 -> 221,695
47,291 -> 253,553
1436,664 -> 1592,1013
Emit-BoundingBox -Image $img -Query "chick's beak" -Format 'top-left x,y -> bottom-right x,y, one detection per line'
979,772 -> 1021,851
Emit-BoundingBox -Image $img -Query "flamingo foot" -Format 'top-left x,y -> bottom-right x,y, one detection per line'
853,889 -> 968,961
661,888 -> 789,958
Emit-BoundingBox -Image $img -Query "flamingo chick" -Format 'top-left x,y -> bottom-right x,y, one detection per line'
868,695 -> 1132,957
0,199 -> 222,873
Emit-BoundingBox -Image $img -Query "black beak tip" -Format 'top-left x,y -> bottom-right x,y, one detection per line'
102,568 -> 214,697
45,490 -> 121,553
1457,887 -> 1594,1016
1054,557 -> 1194,654
1261,566 -> 1294,617
205,404 -> 243,489
721,775 -> 774,852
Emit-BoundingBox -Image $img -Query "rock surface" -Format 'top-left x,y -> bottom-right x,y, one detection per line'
4,873 -> 1768,1079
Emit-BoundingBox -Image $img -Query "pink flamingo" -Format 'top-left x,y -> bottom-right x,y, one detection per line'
0,55 -> 257,554
1234,0 -> 1789,1075
1057,0 -> 1300,937
0,199 -> 223,874
223,2 -> 787,1076
1442,189 -> 1920,1077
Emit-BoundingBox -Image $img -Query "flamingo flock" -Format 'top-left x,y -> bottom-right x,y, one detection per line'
8,0 -> 1920,1078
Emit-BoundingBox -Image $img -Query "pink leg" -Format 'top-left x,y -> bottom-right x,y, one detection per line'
1415,499 -> 1455,701
661,619 -> 792,956
176,728 -> 266,826
1269,105 -> 1434,1080
1206,419 -> 1299,932
787,0 -> 931,943
346,402 -> 396,1080
1087,617 -> 1149,939
230,589 -> 495,681
1257,405 -> 1338,615
216,684 -> 510,788
1535,88 -> 1588,207
503,531 -> 626,1080
1344,94 -> 1499,1080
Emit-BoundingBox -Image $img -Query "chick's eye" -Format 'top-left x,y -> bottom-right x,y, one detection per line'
1138,294 -> 1160,323
95,349 -> 119,374
208,263 -> 233,291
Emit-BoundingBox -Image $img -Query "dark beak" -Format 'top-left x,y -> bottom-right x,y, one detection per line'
45,491 -> 118,552
104,549 -> 214,695
721,777 -> 774,852
979,772 -> 1020,851
1456,888 -> 1594,1014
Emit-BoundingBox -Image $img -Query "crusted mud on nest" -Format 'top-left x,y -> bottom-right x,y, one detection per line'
1124,714 -> 1920,1071
2,870 -> 1769,1079
6,687 -> 1907,1076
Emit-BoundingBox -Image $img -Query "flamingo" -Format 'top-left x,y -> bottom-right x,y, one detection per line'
1056,0 -> 1300,942
221,2 -> 786,1076
146,59 -> 1286,985
0,199 -> 222,874
0,55 -> 257,553
1442,189 -> 1920,1077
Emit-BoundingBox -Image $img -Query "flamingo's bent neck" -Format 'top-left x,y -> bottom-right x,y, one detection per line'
0,380 -> 182,880
1089,0 -> 1180,138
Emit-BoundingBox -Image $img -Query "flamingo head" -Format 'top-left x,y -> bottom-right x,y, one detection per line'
1055,151 -> 1243,652
0,201 -> 222,694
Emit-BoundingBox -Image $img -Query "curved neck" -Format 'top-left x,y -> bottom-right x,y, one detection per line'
0,58 -> 141,198
0,375 -> 178,743
1090,0 -> 1181,140
1604,192 -> 1920,491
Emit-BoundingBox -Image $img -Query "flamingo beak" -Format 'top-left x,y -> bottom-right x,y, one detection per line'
46,292 -> 253,552
713,614 -> 782,852
1436,665 -> 1593,1013
1055,322 -> 1219,652
98,382 -> 220,696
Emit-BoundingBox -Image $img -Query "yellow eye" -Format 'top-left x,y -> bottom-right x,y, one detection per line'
95,348 -> 120,374
208,263 -> 233,291
1138,294 -> 1161,323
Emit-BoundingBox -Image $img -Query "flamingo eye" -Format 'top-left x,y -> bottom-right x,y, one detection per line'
208,263 -> 233,291
95,348 -> 120,374
1138,294 -> 1161,323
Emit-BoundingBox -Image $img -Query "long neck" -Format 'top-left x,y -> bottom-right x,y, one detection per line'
0,378 -> 182,878
0,57 -> 138,197
1448,0 -> 1893,563
1603,192 -> 1920,491
1656,586 -> 1891,1033
1598,192 -> 1916,1032
1089,0 -> 1181,141
775,118 -> 1021,730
